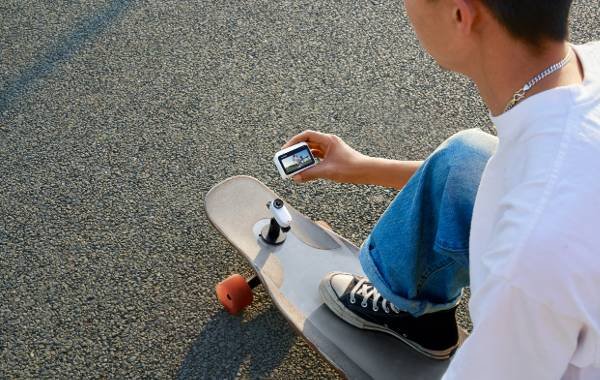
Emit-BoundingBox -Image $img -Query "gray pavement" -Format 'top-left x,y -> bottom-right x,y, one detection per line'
1,1 -> 599,378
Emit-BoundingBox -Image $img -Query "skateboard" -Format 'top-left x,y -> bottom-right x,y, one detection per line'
205,176 -> 463,379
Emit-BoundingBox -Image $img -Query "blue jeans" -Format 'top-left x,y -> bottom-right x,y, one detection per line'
359,129 -> 498,317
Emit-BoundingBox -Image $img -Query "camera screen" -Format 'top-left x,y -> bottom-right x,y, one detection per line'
278,145 -> 315,175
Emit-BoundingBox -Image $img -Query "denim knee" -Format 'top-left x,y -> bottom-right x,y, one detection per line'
433,128 -> 498,165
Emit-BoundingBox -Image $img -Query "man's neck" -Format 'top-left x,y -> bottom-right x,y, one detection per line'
470,39 -> 584,116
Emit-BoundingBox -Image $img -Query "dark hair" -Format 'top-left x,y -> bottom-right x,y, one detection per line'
481,0 -> 573,45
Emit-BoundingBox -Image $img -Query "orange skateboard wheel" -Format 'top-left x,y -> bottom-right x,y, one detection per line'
215,274 -> 253,315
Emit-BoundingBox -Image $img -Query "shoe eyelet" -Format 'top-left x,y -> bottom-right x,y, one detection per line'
361,302 -> 368,308
372,306 -> 379,312
350,298 -> 356,304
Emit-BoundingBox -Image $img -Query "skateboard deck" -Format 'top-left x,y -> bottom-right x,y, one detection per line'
205,176 -> 461,379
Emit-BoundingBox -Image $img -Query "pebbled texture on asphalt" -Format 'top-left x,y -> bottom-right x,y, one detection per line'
1,1 -> 599,378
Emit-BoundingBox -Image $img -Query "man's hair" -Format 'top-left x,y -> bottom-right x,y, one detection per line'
480,0 -> 573,46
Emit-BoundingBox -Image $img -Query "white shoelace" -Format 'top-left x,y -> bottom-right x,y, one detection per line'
349,278 -> 401,314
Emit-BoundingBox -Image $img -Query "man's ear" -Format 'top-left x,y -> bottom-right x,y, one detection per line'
452,0 -> 477,34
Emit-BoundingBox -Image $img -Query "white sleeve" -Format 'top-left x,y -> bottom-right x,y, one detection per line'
443,274 -> 582,380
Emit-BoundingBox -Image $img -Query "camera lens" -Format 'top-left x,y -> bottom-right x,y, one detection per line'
273,199 -> 283,209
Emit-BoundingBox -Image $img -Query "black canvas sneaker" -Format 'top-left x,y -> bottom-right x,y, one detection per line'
319,272 -> 460,360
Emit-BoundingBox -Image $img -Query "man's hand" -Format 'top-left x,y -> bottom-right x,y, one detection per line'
282,130 -> 368,183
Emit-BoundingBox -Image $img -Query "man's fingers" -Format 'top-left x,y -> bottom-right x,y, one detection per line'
281,130 -> 329,150
311,149 -> 324,159
292,164 -> 328,183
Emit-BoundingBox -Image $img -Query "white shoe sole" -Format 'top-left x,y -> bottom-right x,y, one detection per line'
319,273 -> 458,360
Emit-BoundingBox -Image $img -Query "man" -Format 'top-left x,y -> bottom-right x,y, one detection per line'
282,0 -> 600,378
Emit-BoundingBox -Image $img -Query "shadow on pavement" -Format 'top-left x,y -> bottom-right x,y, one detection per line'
0,0 -> 133,116
177,306 -> 296,379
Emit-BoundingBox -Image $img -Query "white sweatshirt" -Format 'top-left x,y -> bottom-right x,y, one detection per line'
444,42 -> 600,379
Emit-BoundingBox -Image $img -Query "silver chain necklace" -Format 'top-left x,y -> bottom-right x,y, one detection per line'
504,48 -> 573,113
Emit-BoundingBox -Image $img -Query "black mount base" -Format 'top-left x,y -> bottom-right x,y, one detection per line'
259,217 -> 287,245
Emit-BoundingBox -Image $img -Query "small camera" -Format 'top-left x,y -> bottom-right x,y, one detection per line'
273,142 -> 317,179
268,198 -> 292,228
260,198 -> 293,245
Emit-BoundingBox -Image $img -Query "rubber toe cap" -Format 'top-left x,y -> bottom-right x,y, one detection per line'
328,272 -> 354,297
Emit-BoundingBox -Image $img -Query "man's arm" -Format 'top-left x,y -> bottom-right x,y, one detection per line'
350,157 -> 423,190
282,130 -> 422,190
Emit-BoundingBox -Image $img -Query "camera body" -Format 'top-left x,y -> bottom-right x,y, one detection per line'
269,198 -> 292,228
273,142 -> 317,179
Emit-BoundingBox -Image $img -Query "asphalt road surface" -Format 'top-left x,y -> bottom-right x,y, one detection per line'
1,1 -> 599,378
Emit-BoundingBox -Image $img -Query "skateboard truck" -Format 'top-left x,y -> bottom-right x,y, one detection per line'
259,198 -> 292,245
